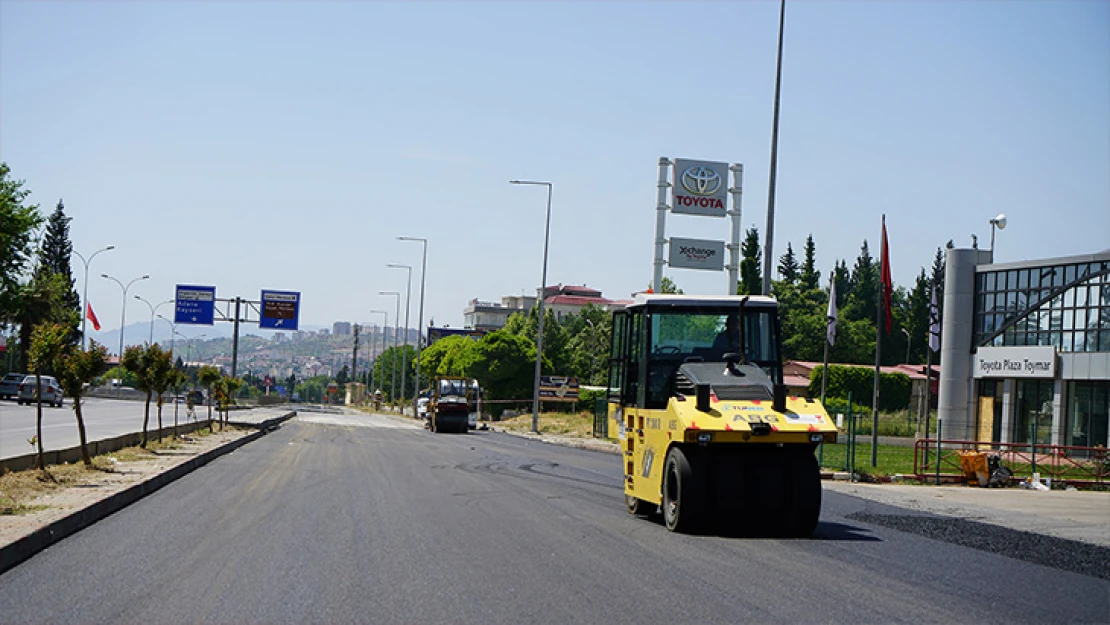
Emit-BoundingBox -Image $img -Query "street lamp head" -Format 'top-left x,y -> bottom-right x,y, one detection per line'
990,213 -> 1007,230
100,273 -> 109,279
105,245 -> 116,251
510,179 -> 552,187
386,263 -> 411,269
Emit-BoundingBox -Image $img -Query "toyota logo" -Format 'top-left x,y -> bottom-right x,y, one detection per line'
680,165 -> 722,196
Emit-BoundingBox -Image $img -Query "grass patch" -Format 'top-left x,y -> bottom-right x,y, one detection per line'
816,442 -> 920,479
0,423 -> 243,514
496,410 -> 595,438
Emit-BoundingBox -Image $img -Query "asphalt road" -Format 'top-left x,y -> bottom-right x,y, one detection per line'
0,397 -> 201,460
0,412 -> 1106,624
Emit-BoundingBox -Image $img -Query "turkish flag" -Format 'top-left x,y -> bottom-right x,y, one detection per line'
881,217 -> 893,334
86,303 -> 101,331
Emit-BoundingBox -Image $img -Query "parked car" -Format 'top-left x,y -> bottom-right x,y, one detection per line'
0,373 -> 26,400
417,397 -> 429,420
17,375 -> 65,407
187,390 -> 205,405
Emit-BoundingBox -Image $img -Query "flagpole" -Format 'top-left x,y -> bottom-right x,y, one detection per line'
871,215 -> 886,467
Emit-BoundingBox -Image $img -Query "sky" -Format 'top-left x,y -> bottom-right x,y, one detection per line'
2,0 -> 1107,349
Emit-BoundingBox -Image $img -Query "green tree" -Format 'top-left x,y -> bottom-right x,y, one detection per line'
800,235 -> 820,292
123,343 -> 172,447
28,322 -> 68,470
739,227 -> 762,295
844,240 -> 878,323
34,199 -> 81,345
777,242 -> 799,284
657,277 -> 683,294
459,330 -> 544,402
0,162 -> 43,329
54,340 -> 109,466
197,365 -> 221,429
168,369 -> 188,435
14,272 -> 76,372
420,335 -> 474,378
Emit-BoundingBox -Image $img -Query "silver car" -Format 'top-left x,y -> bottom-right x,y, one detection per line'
17,375 -> 65,407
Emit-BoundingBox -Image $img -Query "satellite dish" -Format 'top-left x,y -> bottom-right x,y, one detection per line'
993,213 -> 1007,230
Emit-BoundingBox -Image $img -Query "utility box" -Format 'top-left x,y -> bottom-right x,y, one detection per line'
959,451 -> 990,487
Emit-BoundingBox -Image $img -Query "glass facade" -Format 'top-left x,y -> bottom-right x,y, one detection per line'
1067,381 -> 1109,449
974,260 -> 1110,350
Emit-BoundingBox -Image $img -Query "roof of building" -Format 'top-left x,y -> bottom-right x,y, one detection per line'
545,294 -> 611,306
786,360 -> 937,381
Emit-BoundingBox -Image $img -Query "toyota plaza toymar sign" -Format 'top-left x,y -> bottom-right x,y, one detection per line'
973,346 -> 1056,379
672,158 -> 729,217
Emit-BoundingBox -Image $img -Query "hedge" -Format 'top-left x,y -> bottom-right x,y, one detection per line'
806,364 -> 911,411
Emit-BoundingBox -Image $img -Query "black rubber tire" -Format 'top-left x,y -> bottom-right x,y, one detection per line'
783,450 -> 821,538
662,447 -> 704,533
625,494 -> 654,517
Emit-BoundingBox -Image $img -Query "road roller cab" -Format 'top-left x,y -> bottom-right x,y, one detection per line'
606,293 -> 837,535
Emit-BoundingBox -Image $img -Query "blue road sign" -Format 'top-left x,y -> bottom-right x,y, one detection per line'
174,285 -> 216,325
259,289 -> 300,330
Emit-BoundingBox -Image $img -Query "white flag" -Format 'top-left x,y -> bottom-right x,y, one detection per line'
826,280 -> 838,346
928,282 -> 940,352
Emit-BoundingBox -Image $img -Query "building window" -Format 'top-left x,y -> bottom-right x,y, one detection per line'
975,261 -> 1110,352
1014,379 -> 1054,445
1067,381 -> 1109,450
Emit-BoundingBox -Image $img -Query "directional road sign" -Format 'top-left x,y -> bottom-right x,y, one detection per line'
259,289 -> 300,330
174,285 -> 216,325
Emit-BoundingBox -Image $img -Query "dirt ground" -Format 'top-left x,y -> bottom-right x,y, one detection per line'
0,428 -> 252,547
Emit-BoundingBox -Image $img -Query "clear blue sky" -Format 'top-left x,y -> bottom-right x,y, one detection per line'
2,0 -> 1107,347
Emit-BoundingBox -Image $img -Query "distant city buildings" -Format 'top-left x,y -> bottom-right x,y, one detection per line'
333,321 -> 352,336
463,284 -> 630,331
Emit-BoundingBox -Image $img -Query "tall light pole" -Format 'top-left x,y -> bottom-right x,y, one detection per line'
901,327 -> 911,364
510,179 -> 553,434
369,309 -> 388,394
134,295 -> 173,345
398,236 -> 427,415
102,273 -> 149,361
762,0 -> 786,296
379,291 -> 401,406
387,264 -> 412,415
156,314 -> 177,357
74,245 -> 114,350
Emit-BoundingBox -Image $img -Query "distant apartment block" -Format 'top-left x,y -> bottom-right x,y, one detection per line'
333,321 -> 352,336
463,284 -> 630,331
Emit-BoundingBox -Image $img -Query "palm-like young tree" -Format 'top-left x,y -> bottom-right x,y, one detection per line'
28,322 -> 68,470
123,343 -> 172,447
197,365 -> 221,430
54,340 -> 109,466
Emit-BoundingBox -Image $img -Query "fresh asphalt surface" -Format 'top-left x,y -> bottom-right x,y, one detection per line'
0,396 -> 193,460
0,411 -> 1106,624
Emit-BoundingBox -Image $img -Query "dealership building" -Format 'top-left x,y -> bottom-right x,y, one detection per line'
938,248 -> 1110,450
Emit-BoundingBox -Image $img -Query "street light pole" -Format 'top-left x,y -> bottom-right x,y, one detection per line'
510,179 -> 553,434
379,291 -> 401,406
399,236 -> 428,416
369,309 -> 388,394
134,295 -> 173,345
901,327 -> 911,364
102,274 -> 149,360
156,314 -> 177,357
74,245 -> 114,351
388,264 -> 413,415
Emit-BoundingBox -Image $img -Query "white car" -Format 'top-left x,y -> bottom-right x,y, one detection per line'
417,397 -> 429,419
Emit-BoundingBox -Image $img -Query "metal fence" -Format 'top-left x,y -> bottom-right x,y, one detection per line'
913,438 -> 1109,488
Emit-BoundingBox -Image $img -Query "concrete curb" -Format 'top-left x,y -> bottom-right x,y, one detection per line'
0,411 -> 296,575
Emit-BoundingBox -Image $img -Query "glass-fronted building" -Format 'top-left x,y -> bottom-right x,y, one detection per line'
938,249 -> 1110,450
